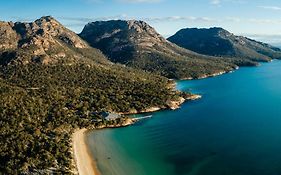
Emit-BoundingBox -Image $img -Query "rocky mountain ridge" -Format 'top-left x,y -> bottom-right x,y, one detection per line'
168,27 -> 281,63
0,16 -> 108,65
79,20 -> 238,79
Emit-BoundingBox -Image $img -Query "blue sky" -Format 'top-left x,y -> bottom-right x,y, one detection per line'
1,0 -> 281,45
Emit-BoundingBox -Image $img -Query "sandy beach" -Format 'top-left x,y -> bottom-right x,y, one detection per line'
73,128 -> 100,175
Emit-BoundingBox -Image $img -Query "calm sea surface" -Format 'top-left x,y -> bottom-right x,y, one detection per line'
87,60 -> 281,175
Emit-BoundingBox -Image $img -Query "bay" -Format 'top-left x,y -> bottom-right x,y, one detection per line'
87,60 -> 281,175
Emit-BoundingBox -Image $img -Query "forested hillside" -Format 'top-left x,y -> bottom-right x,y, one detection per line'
0,17 -> 187,174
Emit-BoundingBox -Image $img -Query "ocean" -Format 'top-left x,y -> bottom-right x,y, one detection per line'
87,60 -> 281,175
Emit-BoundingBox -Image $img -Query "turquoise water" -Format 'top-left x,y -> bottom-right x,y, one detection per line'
87,60 -> 281,175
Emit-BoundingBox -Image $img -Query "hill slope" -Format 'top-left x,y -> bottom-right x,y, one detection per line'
168,27 -> 281,62
0,17 -> 188,174
79,20 -> 239,79
0,16 -> 111,66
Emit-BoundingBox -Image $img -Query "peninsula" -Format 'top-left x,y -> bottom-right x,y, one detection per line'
0,16 -> 279,175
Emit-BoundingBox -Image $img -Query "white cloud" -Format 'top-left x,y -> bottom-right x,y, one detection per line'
258,6 -> 281,11
248,18 -> 281,24
143,16 -> 220,23
210,0 -> 221,5
210,0 -> 247,6
59,14 -> 128,22
242,34 -> 281,45
59,15 -> 221,24
227,0 -> 247,4
144,16 -> 281,27
225,17 -> 241,22
59,15 -> 281,26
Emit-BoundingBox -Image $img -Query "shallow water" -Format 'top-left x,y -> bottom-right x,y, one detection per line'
88,60 -> 281,175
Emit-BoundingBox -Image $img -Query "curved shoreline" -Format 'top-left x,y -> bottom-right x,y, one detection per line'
71,72 -> 224,175
72,94 -> 202,175
73,128 -> 101,175
72,61 -> 274,175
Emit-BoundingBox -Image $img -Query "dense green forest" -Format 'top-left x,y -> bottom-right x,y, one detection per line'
0,16 -> 190,174
0,63 -> 184,174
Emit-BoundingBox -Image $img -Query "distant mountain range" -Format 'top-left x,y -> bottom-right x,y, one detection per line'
79,20 -> 238,79
1,18 -> 277,79
168,27 -> 281,63
1,16 -> 281,174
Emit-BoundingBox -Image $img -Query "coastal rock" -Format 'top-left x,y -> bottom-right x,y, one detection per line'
166,94 -> 202,110
140,107 -> 162,113
95,118 -> 137,129
185,94 -> 202,100
197,71 -> 227,79
116,107 -> 162,115
167,97 -> 186,110
116,94 -> 203,115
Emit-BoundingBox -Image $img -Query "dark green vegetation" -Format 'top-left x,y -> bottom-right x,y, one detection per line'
168,27 -> 281,63
1,16 -> 280,174
0,17 -> 185,174
79,20 -> 240,79
90,61 -> 281,175
0,63 -> 183,174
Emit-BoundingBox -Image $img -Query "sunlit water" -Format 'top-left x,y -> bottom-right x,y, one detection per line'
87,60 -> 281,175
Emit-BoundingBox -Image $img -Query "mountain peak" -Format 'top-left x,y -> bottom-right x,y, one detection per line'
80,20 -> 236,79
33,16 -> 60,27
80,19 -> 165,52
83,19 -> 158,35
0,16 -> 100,65
80,19 -> 169,63
179,27 -> 229,35
210,27 -> 225,31
168,27 -> 281,62
126,20 -> 151,29
38,15 -> 55,20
